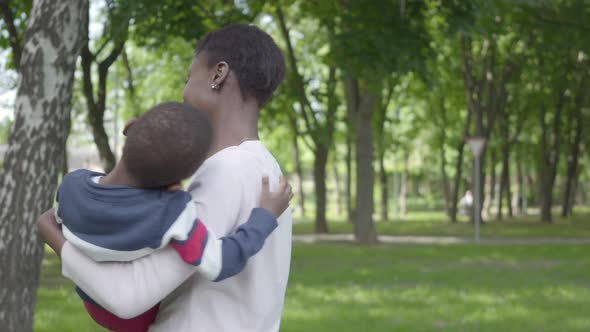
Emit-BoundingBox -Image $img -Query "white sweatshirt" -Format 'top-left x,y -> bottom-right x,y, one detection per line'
61,141 -> 293,332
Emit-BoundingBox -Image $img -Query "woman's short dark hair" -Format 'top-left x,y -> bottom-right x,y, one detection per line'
195,23 -> 286,106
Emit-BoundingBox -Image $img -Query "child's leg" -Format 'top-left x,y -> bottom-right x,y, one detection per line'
83,300 -> 159,332
77,287 -> 159,332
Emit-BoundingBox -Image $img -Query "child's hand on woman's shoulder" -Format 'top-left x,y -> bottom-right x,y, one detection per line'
259,176 -> 293,218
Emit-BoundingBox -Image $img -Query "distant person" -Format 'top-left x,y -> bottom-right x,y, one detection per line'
459,190 -> 473,215
38,102 -> 292,332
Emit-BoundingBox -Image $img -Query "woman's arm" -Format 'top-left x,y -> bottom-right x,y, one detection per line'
38,154 -> 290,318
61,242 -> 194,318
37,205 -> 196,317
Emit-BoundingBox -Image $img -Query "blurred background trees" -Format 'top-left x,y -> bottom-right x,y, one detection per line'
1,0 -> 588,230
0,0 -> 589,327
1,0 -> 588,229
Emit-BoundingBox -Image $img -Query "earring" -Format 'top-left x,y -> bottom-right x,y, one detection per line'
211,83 -> 220,90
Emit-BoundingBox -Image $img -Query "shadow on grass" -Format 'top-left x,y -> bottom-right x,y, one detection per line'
293,209 -> 590,239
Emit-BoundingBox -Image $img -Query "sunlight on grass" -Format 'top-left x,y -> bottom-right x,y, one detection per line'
36,243 -> 590,332
35,287 -> 106,332
281,282 -> 590,331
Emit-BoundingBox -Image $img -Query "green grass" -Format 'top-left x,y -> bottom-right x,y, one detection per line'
293,209 -> 590,238
35,243 -> 590,331
281,244 -> 590,332
35,249 -> 106,332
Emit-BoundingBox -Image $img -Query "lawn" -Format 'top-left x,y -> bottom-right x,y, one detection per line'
293,209 -> 590,238
35,243 -> 590,332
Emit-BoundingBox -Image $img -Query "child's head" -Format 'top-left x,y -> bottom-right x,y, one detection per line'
121,102 -> 212,189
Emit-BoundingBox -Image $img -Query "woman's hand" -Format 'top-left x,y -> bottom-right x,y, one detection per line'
37,208 -> 66,256
259,176 -> 293,218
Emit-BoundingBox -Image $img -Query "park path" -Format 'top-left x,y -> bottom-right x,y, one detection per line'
292,234 -> 590,245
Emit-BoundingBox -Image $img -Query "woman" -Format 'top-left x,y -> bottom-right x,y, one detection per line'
38,24 -> 292,332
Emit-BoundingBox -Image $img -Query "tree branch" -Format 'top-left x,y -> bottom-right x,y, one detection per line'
475,38 -> 490,104
510,105 -> 527,144
81,42 -> 97,114
460,34 -> 478,116
93,39 -> 110,60
275,5 -> 320,137
483,39 -> 496,136
0,0 -> 22,71
98,40 -> 125,72
531,12 -> 590,32
97,40 -> 125,114
121,48 -> 135,97
324,66 -> 338,148
290,112 -> 315,152
382,77 -> 395,113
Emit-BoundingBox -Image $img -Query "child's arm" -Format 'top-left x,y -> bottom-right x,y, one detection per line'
51,162 -> 290,319
170,176 -> 292,281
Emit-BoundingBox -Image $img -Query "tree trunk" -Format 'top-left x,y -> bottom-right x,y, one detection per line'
438,98 -> 452,219
86,103 -> 116,171
79,6 -> 126,172
289,117 -> 305,217
539,95 -> 564,223
277,10 -> 337,229
516,150 -> 526,216
562,77 -> 586,217
0,1 -> 86,330
121,48 -> 142,118
472,151 -> 487,224
312,65 -> 337,232
488,148 -> 497,217
332,159 -> 343,217
440,144 -> 451,218
379,153 -> 389,221
565,177 -> 579,217
399,154 -> 408,216
345,132 -> 354,222
344,73 -> 358,224
449,108 -> 472,223
81,43 -> 116,172
374,80 -> 393,222
498,143 -> 513,219
62,143 -> 69,176
449,142 -> 467,222
352,80 -> 378,244
539,168 -> 555,223
313,145 -> 329,233
506,164 -> 513,218
580,181 -> 587,207
528,174 -> 537,206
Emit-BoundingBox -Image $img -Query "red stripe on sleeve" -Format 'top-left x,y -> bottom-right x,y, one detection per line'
170,220 -> 208,265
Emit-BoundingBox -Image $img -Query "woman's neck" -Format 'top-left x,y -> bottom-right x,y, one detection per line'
208,104 -> 259,156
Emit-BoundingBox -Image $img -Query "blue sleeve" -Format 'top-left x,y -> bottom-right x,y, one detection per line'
214,208 -> 278,281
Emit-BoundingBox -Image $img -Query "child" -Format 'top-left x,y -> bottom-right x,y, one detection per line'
51,102 -> 292,331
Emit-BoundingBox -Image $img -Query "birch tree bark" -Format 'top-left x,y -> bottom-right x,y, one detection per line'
0,1 -> 87,330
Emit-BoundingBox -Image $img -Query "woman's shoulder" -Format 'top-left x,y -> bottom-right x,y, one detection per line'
205,146 -> 262,170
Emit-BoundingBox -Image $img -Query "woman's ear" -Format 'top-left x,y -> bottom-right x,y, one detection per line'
123,118 -> 138,136
211,61 -> 230,88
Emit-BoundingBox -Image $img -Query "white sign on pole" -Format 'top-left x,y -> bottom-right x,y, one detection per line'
466,137 -> 486,158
